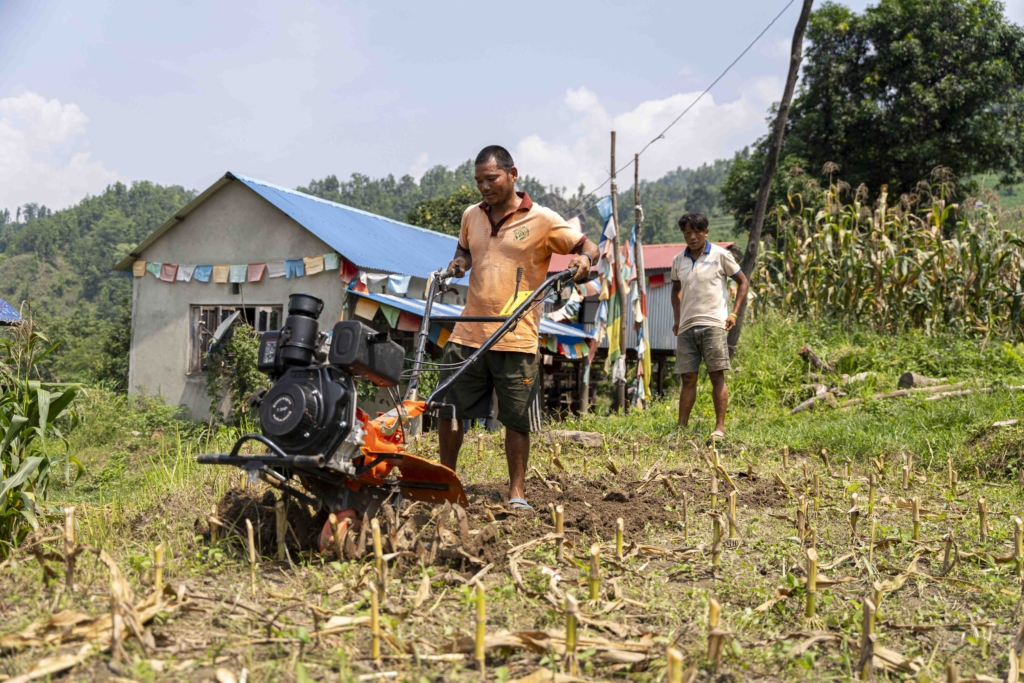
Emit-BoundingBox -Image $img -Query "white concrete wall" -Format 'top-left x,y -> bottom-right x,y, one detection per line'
129,180 -> 350,420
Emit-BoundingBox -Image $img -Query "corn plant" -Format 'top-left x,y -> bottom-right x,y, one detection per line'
752,171 -> 1024,339
0,318 -> 82,557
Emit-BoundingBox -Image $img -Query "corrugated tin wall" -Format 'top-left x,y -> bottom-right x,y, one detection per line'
586,282 -> 676,353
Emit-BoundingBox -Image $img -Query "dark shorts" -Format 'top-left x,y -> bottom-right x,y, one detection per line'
675,325 -> 731,374
436,342 -> 542,433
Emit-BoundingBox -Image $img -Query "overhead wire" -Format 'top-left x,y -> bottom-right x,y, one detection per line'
565,0 -> 799,218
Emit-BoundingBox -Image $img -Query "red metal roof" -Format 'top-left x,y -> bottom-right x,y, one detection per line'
549,242 -> 735,273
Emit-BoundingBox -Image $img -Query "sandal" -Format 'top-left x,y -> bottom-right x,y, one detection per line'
508,497 -> 535,512
708,429 -> 726,445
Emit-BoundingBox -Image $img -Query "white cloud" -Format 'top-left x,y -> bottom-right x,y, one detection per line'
1006,0 -> 1024,23
0,91 -> 125,212
513,85 -> 767,193
409,152 -> 430,181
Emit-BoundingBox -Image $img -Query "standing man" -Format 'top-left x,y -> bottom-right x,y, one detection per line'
670,213 -> 749,439
438,145 -> 599,511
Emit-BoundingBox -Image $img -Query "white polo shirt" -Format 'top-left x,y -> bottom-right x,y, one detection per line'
670,241 -> 741,333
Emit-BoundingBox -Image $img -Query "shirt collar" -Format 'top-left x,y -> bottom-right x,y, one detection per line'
684,240 -> 712,259
479,192 -> 533,236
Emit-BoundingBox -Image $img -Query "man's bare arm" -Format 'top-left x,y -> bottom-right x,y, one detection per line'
671,280 -> 682,335
725,271 -> 749,331
566,238 -> 600,282
447,245 -> 472,277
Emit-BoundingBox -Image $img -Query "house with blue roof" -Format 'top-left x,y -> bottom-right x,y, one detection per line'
114,171 -> 591,420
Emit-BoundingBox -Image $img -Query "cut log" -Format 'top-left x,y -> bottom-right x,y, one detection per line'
897,372 -> 947,389
798,345 -> 835,373
791,388 -> 836,415
838,382 -> 966,410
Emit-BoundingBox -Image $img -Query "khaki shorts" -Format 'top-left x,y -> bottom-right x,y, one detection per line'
675,325 -> 731,375
435,343 -> 543,433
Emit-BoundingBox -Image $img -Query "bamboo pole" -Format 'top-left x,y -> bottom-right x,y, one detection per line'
372,517 -> 385,594
667,647 -> 684,683
589,544 -> 601,601
813,473 -> 820,498
849,494 -> 860,542
275,500 -> 287,561
820,449 -> 831,472
606,458 -> 619,475
912,497 -> 921,541
845,459 -> 852,479
555,505 -> 565,563
707,597 -> 723,670
860,597 -> 876,680
951,470 -> 959,496
245,518 -> 257,596
727,491 -> 739,541
978,497 -> 988,543
369,583 -> 381,662
209,506 -> 219,543
328,513 -> 344,559
633,442 -> 640,465
902,465 -> 910,491
797,497 -> 807,543
782,445 -> 789,469
565,594 -> 579,676
478,434 -> 484,459
711,515 -> 723,568
616,518 -> 624,561
154,543 -> 164,595
475,582 -> 486,676
868,473 -> 876,515
946,661 -> 959,683
805,548 -> 818,619
64,506 -> 76,592
710,472 -> 718,510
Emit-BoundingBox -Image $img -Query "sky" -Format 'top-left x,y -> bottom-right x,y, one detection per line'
2,0 -> 1023,213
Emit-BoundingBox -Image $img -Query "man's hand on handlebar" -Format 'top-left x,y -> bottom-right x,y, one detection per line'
444,256 -> 471,279
567,255 -> 591,282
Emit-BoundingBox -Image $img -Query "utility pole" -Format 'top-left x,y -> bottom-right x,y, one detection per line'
609,132 -> 628,413
633,153 -> 650,409
727,0 -> 814,351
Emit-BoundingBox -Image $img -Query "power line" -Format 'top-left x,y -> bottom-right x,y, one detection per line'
568,0 -> 799,217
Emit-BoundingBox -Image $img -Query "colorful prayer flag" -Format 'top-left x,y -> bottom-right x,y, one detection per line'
212,264 -> 230,284
229,265 -> 247,283
177,265 -> 196,282
146,262 -> 162,278
132,260 -> 147,278
323,253 -> 340,271
248,263 -> 266,282
194,265 -> 213,283
354,297 -> 379,321
160,263 -> 178,282
304,255 -> 325,276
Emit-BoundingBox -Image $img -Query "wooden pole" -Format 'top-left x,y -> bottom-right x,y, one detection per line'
633,152 -> 650,409
707,597 -> 723,670
579,357 -> 591,414
805,548 -> 818,619
728,0 -> 816,350
565,594 -> 579,675
610,131 -> 628,414
912,497 -> 921,541
589,544 -> 601,601
372,517 -> 385,594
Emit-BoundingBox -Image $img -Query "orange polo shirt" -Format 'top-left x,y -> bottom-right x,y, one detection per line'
449,192 -> 586,354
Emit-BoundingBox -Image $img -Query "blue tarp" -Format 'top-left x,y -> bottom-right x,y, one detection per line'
234,174 -> 467,283
349,290 -> 593,341
0,297 -> 21,324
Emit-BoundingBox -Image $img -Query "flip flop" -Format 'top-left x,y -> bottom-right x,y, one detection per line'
508,497 -> 536,512
708,430 -> 726,445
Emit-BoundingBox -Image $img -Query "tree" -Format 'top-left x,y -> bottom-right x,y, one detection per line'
406,186 -> 480,236
724,0 -> 1024,227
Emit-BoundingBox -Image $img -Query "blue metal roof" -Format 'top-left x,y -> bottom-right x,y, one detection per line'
233,173 -> 467,282
0,297 -> 21,325
350,290 -> 593,341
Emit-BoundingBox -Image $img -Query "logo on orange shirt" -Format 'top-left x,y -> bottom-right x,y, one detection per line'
513,227 -> 530,242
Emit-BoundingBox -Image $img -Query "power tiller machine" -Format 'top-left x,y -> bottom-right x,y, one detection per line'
197,265 -> 580,552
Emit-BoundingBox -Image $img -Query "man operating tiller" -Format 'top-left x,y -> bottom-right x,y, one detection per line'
438,145 -> 599,512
